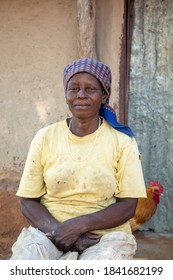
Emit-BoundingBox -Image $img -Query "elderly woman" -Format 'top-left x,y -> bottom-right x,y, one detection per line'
11,58 -> 146,260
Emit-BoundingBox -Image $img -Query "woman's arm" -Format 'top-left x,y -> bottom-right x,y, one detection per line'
20,197 -> 102,253
77,197 -> 138,232
20,197 -> 60,233
20,197 -> 137,253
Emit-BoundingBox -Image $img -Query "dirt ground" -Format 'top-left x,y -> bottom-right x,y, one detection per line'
0,171 -> 173,260
134,231 -> 173,260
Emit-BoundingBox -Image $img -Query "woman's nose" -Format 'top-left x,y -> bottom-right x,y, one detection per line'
77,88 -> 86,98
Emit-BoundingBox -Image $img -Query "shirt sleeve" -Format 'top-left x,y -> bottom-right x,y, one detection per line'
115,137 -> 147,198
16,129 -> 46,198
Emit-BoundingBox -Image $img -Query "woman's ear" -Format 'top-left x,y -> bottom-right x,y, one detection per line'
101,91 -> 109,105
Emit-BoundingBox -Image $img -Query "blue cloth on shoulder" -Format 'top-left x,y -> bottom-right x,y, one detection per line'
99,106 -> 134,138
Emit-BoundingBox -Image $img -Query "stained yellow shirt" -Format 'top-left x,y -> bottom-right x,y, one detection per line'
17,119 -> 146,235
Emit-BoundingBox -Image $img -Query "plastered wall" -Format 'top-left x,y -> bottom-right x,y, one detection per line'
0,0 -> 78,171
0,0 -> 124,172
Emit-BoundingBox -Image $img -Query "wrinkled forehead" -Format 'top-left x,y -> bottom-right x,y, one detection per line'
63,58 -> 112,96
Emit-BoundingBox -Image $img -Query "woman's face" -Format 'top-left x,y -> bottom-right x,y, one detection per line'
65,72 -> 108,119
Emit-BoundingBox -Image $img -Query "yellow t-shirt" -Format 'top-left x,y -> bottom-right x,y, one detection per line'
17,119 -> 146,235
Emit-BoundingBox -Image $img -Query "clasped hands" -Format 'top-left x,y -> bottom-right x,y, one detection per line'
46,219 -> 102,254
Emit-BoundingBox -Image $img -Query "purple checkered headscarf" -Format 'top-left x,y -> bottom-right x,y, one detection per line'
63,58 -> 134,137
63,58 -> 111,97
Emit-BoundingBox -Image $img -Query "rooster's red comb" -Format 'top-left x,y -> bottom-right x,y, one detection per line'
149,180 -> 164,193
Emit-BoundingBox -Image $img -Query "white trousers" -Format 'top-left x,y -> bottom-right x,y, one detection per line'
10,226 -> 137,260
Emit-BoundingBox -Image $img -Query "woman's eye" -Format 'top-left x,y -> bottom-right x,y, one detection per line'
68,87 -> 79,92
86,87 -> 95,93
67,87 -> 98,94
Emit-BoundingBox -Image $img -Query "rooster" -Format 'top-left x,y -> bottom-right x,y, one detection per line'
130,180 -> 164,232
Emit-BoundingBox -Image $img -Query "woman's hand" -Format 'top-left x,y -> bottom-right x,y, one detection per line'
71,232 -> 102,254
46,218 -> 85,253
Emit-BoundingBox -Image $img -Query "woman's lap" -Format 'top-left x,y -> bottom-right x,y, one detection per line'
10,226 -> 136,260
